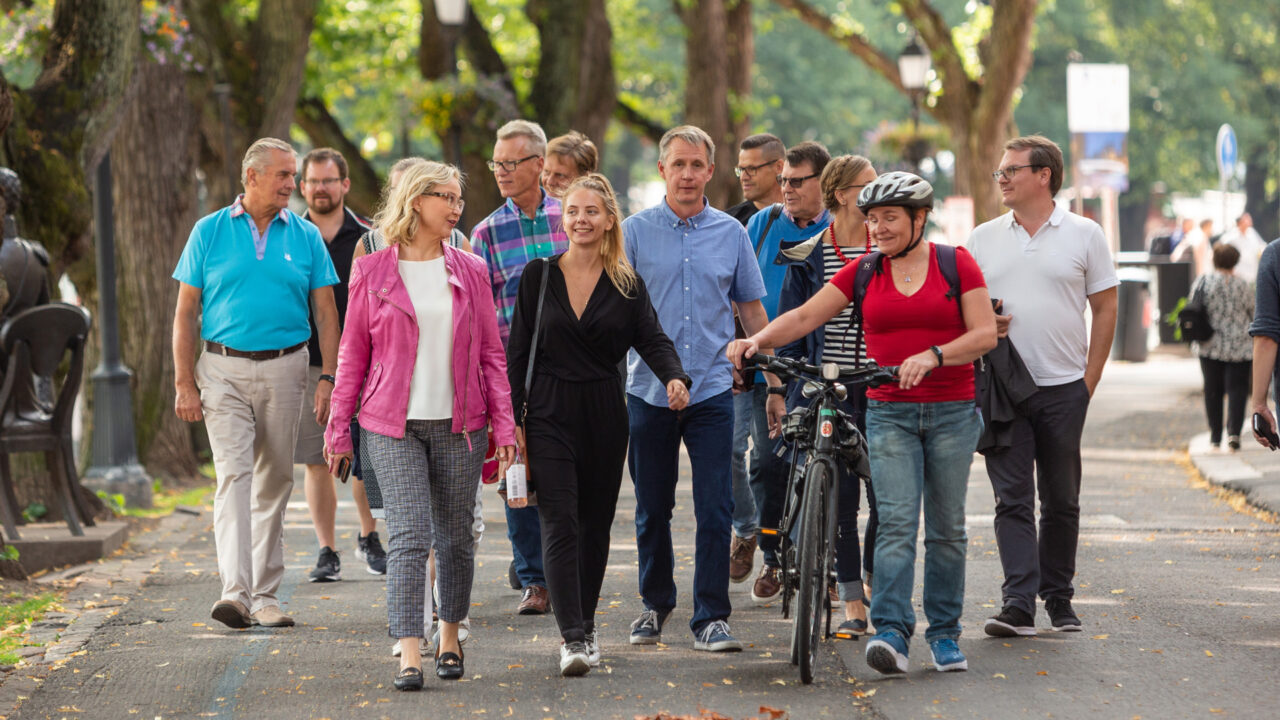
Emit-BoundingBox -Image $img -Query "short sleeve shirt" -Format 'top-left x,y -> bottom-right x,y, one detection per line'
623,198 -> 766,406
831,243 -> 986,402
173,197 -> 339,352
966,204 -> 1118,386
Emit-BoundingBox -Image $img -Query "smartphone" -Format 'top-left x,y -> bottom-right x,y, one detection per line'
337,456 -> 353,482
1252,413 -> 1279,451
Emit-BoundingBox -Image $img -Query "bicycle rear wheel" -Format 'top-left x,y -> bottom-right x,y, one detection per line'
795,458 -> 832,685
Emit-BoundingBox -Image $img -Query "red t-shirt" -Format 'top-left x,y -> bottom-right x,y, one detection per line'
831,244 -> 986,402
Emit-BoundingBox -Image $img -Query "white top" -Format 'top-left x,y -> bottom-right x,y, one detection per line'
1221,226 -> 1268,283
398,258 -> 454,420
966,203 -> 1118,386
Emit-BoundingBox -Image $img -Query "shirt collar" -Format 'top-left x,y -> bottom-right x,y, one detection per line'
1005,202 -> 1067,232
504,190 -> 552,220
660,196 -> 713,229
784,206 -> 830,229
230,194 -> 290,224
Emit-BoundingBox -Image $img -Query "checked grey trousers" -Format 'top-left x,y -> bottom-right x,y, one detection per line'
362,420 -> 486,638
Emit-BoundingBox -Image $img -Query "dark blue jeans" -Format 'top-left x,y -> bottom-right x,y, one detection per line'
506,504 -> 545,588
628,390 -> 734,634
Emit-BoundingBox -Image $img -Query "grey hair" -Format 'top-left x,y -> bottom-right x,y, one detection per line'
496,120 -> 548,157
659,125 -> 715,166
241,137 -> 295,186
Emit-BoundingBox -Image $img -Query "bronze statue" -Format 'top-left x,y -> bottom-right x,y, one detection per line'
0,168 -> 51,319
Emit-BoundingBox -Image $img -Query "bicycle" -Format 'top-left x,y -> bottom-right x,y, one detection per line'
742,353 -> 897,684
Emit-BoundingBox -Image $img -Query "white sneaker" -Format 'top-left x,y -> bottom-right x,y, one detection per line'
584,630 -> 601,666
390,639 -> 430,658
559,641 -> 591,677
430,617 -> 470,646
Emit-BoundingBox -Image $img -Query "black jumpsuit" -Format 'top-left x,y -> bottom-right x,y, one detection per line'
507,255 -> 687,644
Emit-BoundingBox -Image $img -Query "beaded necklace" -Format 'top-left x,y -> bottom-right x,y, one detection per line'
827,222 -> 872,265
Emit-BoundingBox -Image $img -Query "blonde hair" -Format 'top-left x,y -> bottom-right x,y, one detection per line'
373,161 -> 464,246
821,155 -> 874,211
241,137 -> 294,186
563,173 -> 637,298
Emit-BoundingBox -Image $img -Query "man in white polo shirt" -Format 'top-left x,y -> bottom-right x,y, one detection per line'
966,135 -> 1118,638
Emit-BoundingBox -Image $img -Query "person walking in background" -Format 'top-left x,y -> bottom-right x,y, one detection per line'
1221,212 -> 1268,283
295,147 -> 386,582
172,138 -> 340,630
471,120 -> 568,616
773,154 -> 879,636
967,135 -> 1118,639
1171,218 -> 1214,278
540,131 -> 599,200
324,161 -> 516,690
724,132 -> 786,585
507,174 -> 689,676
1191,245 -> 1254,452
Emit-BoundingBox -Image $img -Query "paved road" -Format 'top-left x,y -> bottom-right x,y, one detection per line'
12,352 -> 1280,719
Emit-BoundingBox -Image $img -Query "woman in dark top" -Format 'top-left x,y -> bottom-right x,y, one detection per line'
506,174 -> 690,678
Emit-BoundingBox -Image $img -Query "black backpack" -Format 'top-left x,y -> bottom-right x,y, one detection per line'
1177,280 -> 1214,342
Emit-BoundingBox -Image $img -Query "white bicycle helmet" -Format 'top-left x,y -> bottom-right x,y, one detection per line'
856,171 -> 934,213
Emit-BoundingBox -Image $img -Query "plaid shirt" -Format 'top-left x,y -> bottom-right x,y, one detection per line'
470,192 -> 567,345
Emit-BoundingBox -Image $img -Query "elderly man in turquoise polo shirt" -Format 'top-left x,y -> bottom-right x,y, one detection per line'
172,138 -> 341,630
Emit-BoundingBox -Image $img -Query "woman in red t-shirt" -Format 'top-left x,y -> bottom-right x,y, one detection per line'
728,172 -> 996,676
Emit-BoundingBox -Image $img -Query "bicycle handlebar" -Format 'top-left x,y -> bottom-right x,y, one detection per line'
741,352 -> 898,387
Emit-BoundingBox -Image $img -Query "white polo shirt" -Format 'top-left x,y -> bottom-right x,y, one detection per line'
967,203 -> 1118,386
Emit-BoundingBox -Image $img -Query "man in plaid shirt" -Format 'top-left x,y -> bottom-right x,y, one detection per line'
471,119 -> 568,615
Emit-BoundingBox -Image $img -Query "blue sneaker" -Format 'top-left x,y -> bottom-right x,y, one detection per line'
928,637 -> 968,672
865,631 -> 910,674
693,620 -> 743,652
629,609 -> 669,645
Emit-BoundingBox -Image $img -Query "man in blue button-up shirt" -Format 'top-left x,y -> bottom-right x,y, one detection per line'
623,125 -> 771,653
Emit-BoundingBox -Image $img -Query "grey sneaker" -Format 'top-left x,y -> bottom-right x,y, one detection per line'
585,630 -> 601,666
559,641 -> 591,676
693,620 -> 743,652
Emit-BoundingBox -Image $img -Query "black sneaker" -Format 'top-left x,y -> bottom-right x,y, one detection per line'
308,546 -> 341,582
1045,598 -> 1082,632
983,605 -> 1036,637
356,532 -> 387,575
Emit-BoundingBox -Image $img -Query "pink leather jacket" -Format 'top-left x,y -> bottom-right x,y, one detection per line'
324,242 -> 516,455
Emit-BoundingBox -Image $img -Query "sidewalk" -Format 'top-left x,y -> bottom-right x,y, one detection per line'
1188,431 -> 1280,517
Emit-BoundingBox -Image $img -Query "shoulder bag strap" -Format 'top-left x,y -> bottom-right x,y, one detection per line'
754,204 -> 784,259
522,258 -> 551,423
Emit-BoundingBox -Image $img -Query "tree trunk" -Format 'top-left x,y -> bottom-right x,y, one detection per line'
249,0 -> 318,139
528,0 -> 616,148
681,0 -> 737,209
295,97 -> 383,217
1245,145 -> 1279,243
726,0 -> 753,169
110,57 -> 202,480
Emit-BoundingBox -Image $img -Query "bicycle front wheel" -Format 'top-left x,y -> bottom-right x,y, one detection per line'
794,457 -> 832,685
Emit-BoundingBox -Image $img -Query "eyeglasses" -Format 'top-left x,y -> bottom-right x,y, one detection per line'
991,164 -> 1044,181
487,155 -> 540,173
734,161 -> 776,178
842,183 -> 869,193
777,173 -> 819,189
303,177 -> 344,188
424,191 -> 466,211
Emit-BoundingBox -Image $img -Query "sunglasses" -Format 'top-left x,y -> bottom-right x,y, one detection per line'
777,173 -> 818,189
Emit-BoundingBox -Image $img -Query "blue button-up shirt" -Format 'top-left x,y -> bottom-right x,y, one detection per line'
623,198 -> 766,406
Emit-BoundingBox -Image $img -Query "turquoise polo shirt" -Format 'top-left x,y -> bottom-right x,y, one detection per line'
173,197 -> 339,352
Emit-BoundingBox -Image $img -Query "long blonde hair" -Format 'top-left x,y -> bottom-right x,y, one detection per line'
563,173 -> 636,298
373,161 -> 463,246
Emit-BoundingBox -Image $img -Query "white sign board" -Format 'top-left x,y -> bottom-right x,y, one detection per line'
1067,64 -> 1130,133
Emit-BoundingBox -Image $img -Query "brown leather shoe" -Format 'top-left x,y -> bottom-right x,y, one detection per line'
750,565 -> 782,606
210,599 -> 254,629
517,585 -> 550,615
729,534 -> 757,584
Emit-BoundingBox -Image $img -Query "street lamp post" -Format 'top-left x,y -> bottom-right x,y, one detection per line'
83,153 -> 152,508
898,36 -> 930,173
436,0 -> 468,227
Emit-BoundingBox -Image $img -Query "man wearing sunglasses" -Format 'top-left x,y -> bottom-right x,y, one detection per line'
471,119 -> 567,617
967,134 -> 1118,639
741,141 -> 833,606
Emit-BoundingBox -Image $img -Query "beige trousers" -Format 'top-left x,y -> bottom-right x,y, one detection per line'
197,348 -> 308,612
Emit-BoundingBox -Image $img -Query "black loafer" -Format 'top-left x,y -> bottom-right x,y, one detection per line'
435,650 -> 464,680
394,666 -> 424,691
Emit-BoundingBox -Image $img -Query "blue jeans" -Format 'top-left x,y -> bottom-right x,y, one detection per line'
866,399 -> 981,642
730,390 -> 760,538
629,390 -> 734,634
506,504 -> 545,588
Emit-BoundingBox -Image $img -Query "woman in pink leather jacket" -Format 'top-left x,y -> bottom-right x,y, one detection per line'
325,161 -> 516,691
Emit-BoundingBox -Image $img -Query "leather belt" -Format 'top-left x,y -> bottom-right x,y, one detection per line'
204,340 -> 307,361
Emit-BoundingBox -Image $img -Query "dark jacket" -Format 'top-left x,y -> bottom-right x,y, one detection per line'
976,337 -> 1038,455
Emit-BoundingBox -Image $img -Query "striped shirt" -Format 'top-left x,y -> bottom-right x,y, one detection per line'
470,192 -> 568,345
821,239 -> 868,368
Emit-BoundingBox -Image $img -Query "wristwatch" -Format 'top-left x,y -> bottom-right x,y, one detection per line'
767,386 -> 787,396
319,374 -> 336,385
928,345 -> 944,367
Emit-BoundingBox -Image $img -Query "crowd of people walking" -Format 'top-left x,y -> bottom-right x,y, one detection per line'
172,120 -> 1132,689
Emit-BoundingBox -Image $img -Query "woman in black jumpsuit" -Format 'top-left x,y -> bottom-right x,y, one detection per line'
506,174 -> 689,677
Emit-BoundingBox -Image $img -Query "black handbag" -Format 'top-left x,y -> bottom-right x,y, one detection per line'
1178,279 -> 1214,343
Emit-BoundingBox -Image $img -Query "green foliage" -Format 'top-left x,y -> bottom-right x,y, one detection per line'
0,545 -> 18,562
21,502 -> 45,524
96,490 -> 127,515
1163,296 -> 1189,341
0,0 -> 55,89
0,592 -> 62,666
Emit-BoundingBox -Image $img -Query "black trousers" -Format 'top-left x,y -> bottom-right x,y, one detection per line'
1199,357 -> 1250,445
528,376 -> 628,644
985,379 -> 1090,614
